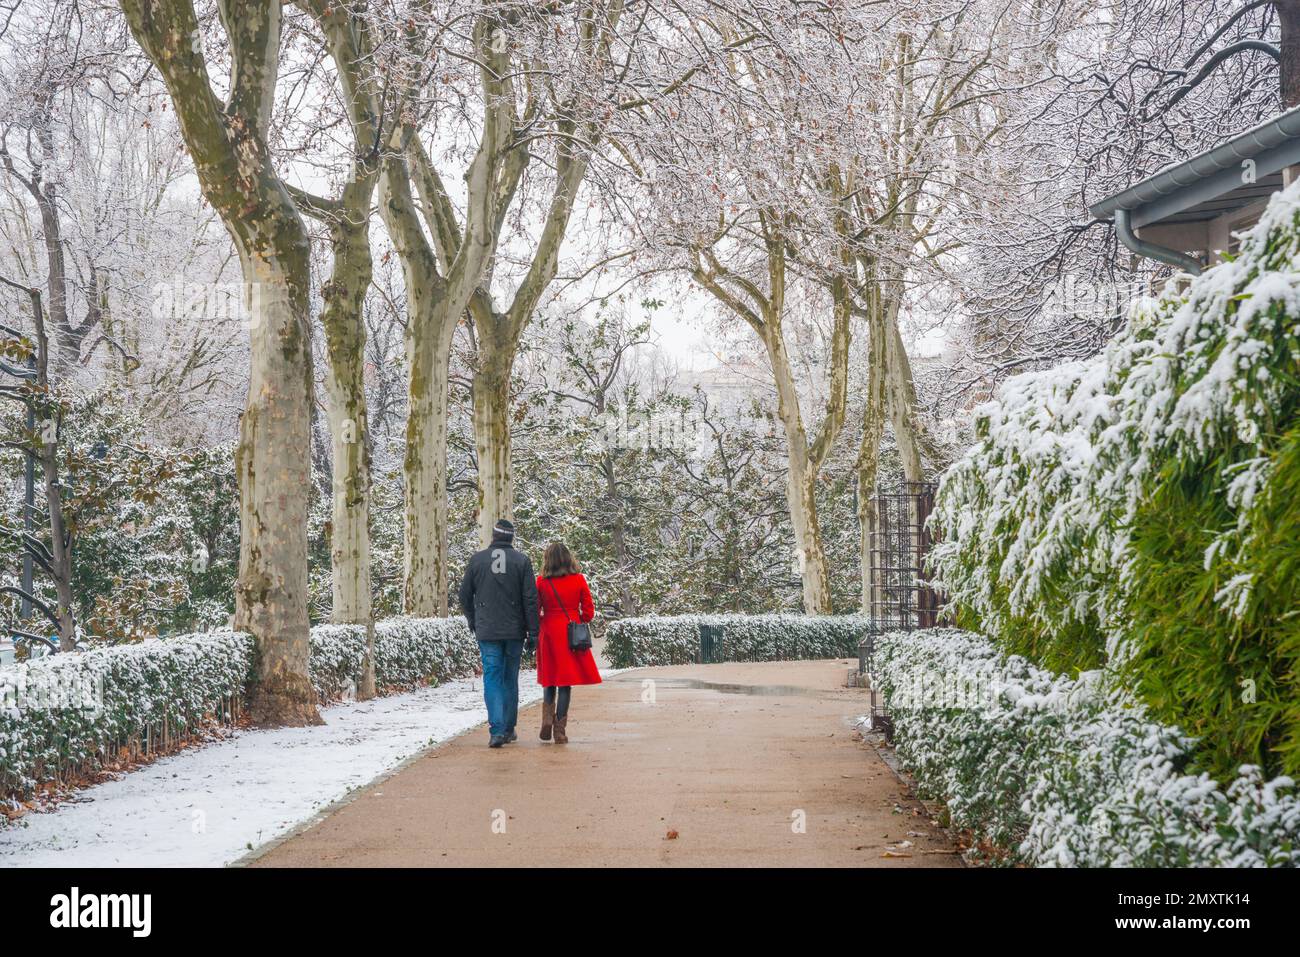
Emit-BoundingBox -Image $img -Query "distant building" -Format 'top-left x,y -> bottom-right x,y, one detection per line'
1089,106 -> 1300,274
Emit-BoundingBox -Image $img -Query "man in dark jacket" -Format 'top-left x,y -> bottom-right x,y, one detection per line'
458,519 -> 540,747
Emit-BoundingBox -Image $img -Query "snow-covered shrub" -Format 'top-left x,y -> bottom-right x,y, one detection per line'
604,614 -> 869,667
873,628 -> 1300,866
930,180 -> 1300,778
308,618 -> 478,701
373,616 -> 478,691
308,624 -> 369,702
0,630 -> 254,799
308,618 -> 480,700
1,616 -> 479,805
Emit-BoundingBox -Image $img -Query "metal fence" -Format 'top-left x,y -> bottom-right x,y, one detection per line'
862,480 -> 941,738
867,481 -> 940,631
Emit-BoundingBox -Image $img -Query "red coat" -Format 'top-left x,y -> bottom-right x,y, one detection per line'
536,573 -> 602,687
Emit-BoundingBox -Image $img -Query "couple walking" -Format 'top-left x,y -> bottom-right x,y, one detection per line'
458,519 -> 601,748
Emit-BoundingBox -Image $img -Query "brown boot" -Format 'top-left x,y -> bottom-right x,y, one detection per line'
553,713 -> 568,744
540,700 -> 554,741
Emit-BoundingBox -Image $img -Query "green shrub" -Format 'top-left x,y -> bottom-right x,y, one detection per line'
0,631 -> 254,799
930,181 -> 1300,779
873,628 -> 1300,867
604,613 -> 869,667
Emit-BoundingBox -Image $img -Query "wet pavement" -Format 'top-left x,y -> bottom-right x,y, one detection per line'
247,659 -> 964,868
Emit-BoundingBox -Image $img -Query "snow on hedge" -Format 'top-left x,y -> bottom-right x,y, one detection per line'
929,179 -> 1300,776
1,631 -> 253,800
0,672 -> 551,867
931,176 -> 1300,654
2,617 -> 477,805
310,617 -> 477,701
374,617 -> 479,691
604,613 -> 869,667
871,628 -> 1300,867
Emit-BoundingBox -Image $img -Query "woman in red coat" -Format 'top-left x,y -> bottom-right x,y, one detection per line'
536,541 -> 601,743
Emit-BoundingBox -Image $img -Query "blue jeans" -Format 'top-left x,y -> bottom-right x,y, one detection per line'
478,638 -> 523,737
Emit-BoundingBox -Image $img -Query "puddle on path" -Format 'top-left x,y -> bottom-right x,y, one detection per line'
606,675 -> 844,699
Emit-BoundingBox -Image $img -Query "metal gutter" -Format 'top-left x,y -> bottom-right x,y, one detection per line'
1114,208 -> 1202,275
1088,104 -> 1300,222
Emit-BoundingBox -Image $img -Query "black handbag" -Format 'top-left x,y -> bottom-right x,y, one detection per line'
548,578 -> 593,652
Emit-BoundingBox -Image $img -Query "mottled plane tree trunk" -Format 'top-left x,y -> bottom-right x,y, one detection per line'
466,126 -> 590,545
691,209 -> 850,615
287,0 -> 389,698
853,259 -> 902,616
379,12 -> 521,614
120,0 -> 321,725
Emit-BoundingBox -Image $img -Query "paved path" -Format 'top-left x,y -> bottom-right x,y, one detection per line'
248,659 -> 962,867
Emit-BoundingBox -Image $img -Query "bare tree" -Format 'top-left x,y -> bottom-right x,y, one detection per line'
0,276 -> 75,649
119,0 -> 321,726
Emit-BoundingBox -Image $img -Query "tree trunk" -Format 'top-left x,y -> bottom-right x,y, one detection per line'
856,282 -> 890,616
234,254 -> 322,726
38,416 -> 76,650
402,290 -> 458,615
764,330 -> 834,615
786,451 -> 834,614
886,319 -> 925,484
321,198 -> 375,698
120,0 -> 321,727
472,334 -> 515,546
1279,0 -> 1300,107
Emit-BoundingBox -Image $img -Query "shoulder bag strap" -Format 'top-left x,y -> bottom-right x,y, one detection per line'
548,578 -> 574,623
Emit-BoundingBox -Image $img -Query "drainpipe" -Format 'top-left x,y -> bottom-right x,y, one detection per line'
1114,208 -> 1203,275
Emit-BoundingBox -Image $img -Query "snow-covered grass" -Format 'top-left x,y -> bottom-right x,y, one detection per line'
871,628 -> 1300,867
929,179 -> 1300,778
604,613 -> 869,667
0,670 -> 552,867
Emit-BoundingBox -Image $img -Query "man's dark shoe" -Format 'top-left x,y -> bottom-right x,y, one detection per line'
489,734 -> 506,748
504,729 -> 517,743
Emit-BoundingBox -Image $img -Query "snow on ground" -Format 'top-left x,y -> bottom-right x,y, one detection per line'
0,669 -> 602,867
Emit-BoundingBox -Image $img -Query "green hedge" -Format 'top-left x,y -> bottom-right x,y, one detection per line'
604,613 -> 869,667
930,181 -> 1300,780
1,617 -> 476,803
873,628 -> 1300,867
310,617 -> 478,700
1,631 -> 253,800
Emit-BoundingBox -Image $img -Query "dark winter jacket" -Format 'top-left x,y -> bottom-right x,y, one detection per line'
458,534 -> 540,642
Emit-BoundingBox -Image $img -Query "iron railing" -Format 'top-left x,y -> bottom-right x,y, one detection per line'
867,481 -> 940,632
862,480 -> 941,737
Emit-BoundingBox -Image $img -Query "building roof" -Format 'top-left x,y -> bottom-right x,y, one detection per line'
1088,104 -> 1300,230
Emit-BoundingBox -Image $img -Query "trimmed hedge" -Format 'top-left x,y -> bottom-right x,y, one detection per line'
309,617 -> 477,701
1,617 -> 477,803
1,631 -> 253,800
604,614 -> 869,667
872,628 -> 1300,867
374,616 -> 480,691
930,180 -> 1300,779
